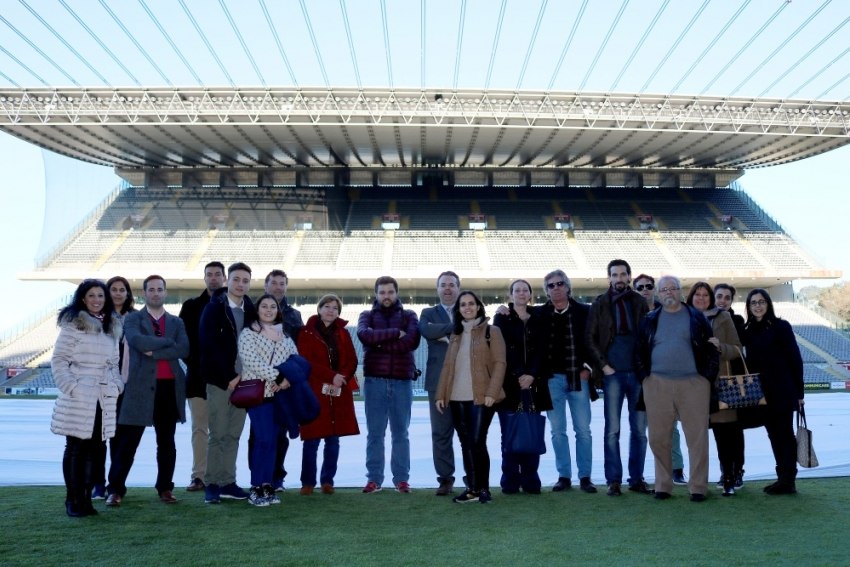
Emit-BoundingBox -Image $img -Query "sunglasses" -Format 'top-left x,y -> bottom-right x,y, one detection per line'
635,284 -> 654,292
546,281 -> 567,290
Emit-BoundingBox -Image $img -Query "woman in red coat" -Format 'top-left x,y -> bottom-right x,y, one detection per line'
296,294 -> 360,494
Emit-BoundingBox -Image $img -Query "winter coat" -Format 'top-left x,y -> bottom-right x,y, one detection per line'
119,308 -> 190,426
703,307 -> 742,422
493,304 -> 552,412
278,297 -> 305,341
297,315 -> 360,440
357,299 -> 421,379
199,288 -> 257,390
237,325 -> 299,398
436,318 -> 507,406
743,317 -> 804,412
50,312 -> 124,440
179,289 -> 212,399
533,298 -> 597,400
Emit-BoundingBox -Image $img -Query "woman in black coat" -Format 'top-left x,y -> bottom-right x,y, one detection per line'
742,288 -> 804,495
493,279 -> 553,494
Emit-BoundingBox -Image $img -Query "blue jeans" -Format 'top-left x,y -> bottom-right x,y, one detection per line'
301,436 -> 340,487
546,374 -> 592,480
363,377 -> 413,485
247,401 -> 278,487
602,371 -> 647,485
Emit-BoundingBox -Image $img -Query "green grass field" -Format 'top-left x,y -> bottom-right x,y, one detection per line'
1,479 -> 846,567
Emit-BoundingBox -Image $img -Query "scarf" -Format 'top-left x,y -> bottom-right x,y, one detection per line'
608,287 -> 633,335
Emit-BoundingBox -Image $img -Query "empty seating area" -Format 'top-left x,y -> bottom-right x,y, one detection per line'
392,231 -> 480,270
0,316 -> 57,368
743,233 -> 818,270
484,231 -> 580,271
575,231 -> 673,273
661,232 -> 761,270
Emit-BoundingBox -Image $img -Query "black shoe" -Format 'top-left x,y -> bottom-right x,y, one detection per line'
628,480 -> 654,494
765,482 -> 797,495
734,470 -> 744,489
762,480 -> 780,493
452,489 -> 480,503
579,477 -> 597,493
478,490 -> 492,504
672,469 -> 687,486
654,491 -> 672,500
690,493 -> 707,502
722,485 -> 736,497
65,500 -> 86,517
501,487 -> 519,495
607,482 -> 622,496
552,477 -> 572,492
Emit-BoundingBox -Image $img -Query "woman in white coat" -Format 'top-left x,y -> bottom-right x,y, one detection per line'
51,279 -> 124,517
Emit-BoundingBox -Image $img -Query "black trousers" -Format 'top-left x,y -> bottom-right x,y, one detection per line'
712,421 -> 745,478
63,403 -> 103,502
450,401 -> 496,493
108,380 -> 179,495
765,407 -> 797,479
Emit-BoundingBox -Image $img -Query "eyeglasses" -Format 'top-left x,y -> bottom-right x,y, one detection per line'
546,281 -> 567,290
659,286 -> 680,293
749,299 -> 767,307
635,284 -> 654,292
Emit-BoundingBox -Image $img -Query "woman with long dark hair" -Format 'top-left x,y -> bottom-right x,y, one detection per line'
743,288 -> 804,495
436,291 -> 506,503
685,281 -> 743,496
88,276 -> 136,500
237,293 -> 298,506
493,279 -> 551,494
51,279 -> 124,517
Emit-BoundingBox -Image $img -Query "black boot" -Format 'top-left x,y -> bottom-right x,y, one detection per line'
766,468 -> 797,495
63,440 -> 86,517
722,462 -> 736,497
763,466 -> 782,493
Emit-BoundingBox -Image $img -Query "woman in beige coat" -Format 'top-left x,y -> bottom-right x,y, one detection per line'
51,280 -> 124,517
436,291 -> 506,504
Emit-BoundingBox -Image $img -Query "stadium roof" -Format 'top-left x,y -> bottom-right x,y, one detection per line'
1,1 -> 848,176
1,87 -> 848,175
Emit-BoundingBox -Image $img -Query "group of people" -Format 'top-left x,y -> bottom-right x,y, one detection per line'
50,258 -> 805,516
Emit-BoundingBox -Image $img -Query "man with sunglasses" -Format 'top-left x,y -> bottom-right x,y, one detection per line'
535,270 -> 596,493
107,275 -> 190,506
587,260 -> 652,497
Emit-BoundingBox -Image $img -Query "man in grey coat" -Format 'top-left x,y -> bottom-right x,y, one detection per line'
418,271 -> 461,495
106,275 -> 190,506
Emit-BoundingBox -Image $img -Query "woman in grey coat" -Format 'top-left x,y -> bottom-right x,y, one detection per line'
51,280 -> 123,517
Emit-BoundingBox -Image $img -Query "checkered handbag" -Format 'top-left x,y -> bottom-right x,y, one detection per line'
716,349 -> 766,410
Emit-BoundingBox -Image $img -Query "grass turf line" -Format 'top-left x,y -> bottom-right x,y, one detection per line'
0,479 -> 847,567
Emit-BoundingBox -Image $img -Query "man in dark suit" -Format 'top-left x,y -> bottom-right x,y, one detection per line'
106,275 -> 190,506
418,271 -> 461,495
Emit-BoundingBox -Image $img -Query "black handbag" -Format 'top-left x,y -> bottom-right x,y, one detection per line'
503,390 -> 547,456
796,406 -> 819,468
